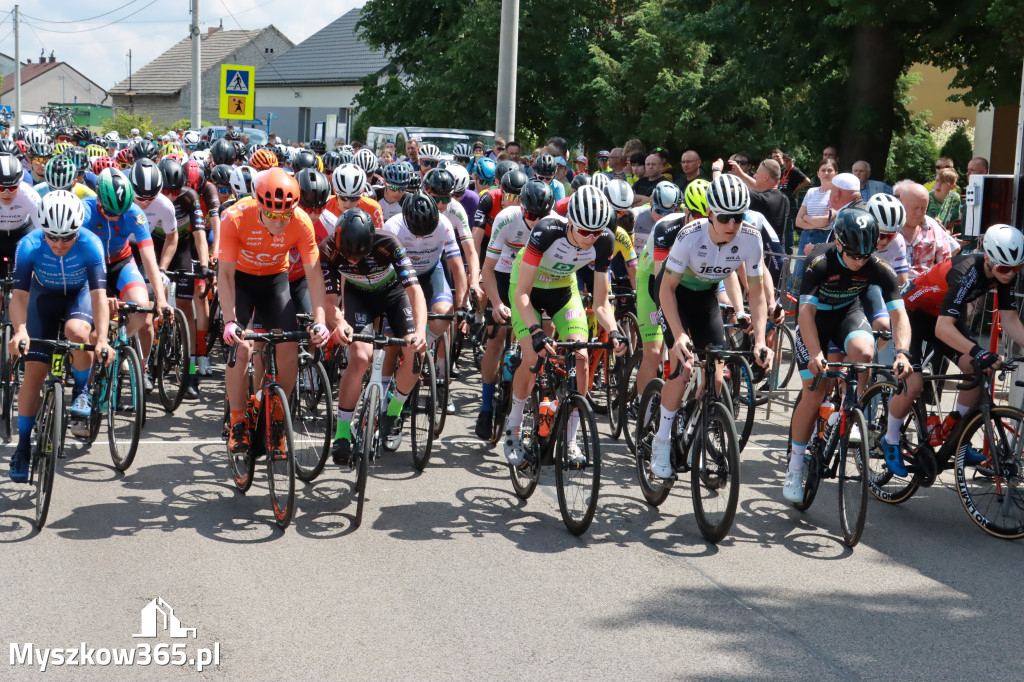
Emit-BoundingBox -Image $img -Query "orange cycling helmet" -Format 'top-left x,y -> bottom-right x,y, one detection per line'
254,167 -> 299,212
250,147 -> 278,171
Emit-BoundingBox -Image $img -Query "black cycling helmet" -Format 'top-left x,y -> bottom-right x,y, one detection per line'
321,150 -> 344,174
402,190 -> 440,237
296,168 -> 331,210
28,141 -> 54,159
570,173 -> 591,191
519,179 -> 554,217
132,139 -> 159,161
129,158 -> 163,199
210,164 -> 234,187
0,153 -> 24,187
533,153 -> 557,176
0,138 -> 22,159
500,169 -> 529,195
210,138 -> 237,165
335,207 -> 376,261
290,149 -> 318,172
495,159 -> 518,184
224,129 -> 241,142
421,168 -> 455,198
157,158 -> 186,192
308,139 -> 326,154
833,208 -> 879,258
65,146 -> 89,172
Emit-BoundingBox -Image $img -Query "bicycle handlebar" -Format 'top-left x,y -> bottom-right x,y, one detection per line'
349,333 -> 409,348
226,329 -> 313,367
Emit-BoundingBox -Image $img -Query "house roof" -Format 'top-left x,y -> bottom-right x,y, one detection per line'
1,60 -> 61,96
255,8 -> 389,87
109,27 -> 286,95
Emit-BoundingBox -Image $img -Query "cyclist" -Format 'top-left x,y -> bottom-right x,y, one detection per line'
863,192 -> 911,363
653,175 -> 775,479
8,191 -> 113,481
27,141 -> 54,184
632,181 -> 682,253
416,143 -> 441,179
319,208 -> 427,465
476,179 -> 555,439
532,154 -> 565,201
288,168 -> 333,314
784,208 -> 911,500
883,223 -> 1024,474
0,153 -> 42,272
502,186 -> 628,466
450,161 -> 480,231
327,164 -> 385,230
219,168 -> 330,454
379,162 -> 412,222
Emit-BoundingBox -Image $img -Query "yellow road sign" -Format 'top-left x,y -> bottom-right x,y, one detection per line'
219,65 -> 255,120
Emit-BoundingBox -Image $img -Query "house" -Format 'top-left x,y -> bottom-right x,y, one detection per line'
0,52 -> 19,79
0,52 -> 108,114
109,26 -> 293,126
254,8 -> 390,143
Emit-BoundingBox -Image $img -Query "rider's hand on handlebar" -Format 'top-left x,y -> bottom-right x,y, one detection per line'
753,343 -> 773,369
492,303 -> 510,324
332,324 -> 354,347
808,351 -> 827,377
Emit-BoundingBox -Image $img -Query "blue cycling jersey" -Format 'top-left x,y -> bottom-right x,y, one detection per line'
13,229 -> 107,294
80,196 -> 153,263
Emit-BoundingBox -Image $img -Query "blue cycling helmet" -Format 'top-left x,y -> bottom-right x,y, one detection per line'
474,157 -> 497,183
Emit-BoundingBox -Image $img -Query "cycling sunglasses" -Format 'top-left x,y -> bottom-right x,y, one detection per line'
994,264 -> 1023,274
502,192 -> 520,202
337,195 -> 361,203
0,185 -> 19,193
262,208 -> 294,220
535,174 -> 552,183
575,226 -> 604,237
216,186 -> 233,194
429,192 -> 451,204
841,246 -> 873,261
714,213 -> 745,224
420,159 -> 439,168
45,233 -> 76,243
386,183 -> 405,192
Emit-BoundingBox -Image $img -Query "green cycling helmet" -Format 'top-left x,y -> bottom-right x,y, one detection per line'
684,178 -> 710,216
96,168 -> 135,216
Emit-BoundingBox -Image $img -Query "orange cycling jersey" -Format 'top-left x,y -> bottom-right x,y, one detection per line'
324,195 -> 385,230
218,198 -> 319,276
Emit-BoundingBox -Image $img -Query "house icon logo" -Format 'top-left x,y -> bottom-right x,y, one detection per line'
133,597 -> 197,639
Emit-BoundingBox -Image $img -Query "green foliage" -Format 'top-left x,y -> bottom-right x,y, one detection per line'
350,112 -> 368,145
885,113 -> 938,185
939,124 -> 974,177
102,112 -> 153,138
163,118 -> 216,132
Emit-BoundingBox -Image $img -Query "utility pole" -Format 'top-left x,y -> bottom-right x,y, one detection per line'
190,0 -> 201,129
1013,52 -> 1024,228
494,0 -> 519,141
13,5 -> 21,129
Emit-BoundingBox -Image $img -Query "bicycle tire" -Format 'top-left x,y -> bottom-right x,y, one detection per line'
858,382 -> 923,504
608,347 -> 626,439
509,394 -> 540,500
954,406 -> 1024,539
410,350 -> 436,471
132,336 -> 147,429
837,407 -> 870,547
265,385 -> 296,529
353,385 -> 378,528
490,336 -> 515,445
793,435 -> 823,512
555,393 -> 601,536
691,400 -> 740,543
227,402 -> 256,494
33,385 -> 61,530
292,358 -> 333,483
108,345 -> 144,472
725,355 -> 755,451
1,324 -> 12,441
157,309 -> 190,412
617,312 -> 640,358
634,379 -> 670,506
433,333 -> 450,438
85,374 -> 103,444
621,350 -> 643,455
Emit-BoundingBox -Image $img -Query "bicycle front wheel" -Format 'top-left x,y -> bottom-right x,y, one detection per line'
838,407 -> 870,547
691,400 -> 740,543
954,406 -> 1024,539
859,382 -> 923,504
1,324 -> 13,441
292,359 -> 333,483
555,393 -> 601,536
433,333 -> 450,438
108,345 -> 144,472
410,350 -> 436,471
33,385 -> 62,530
265,385 -> 296,529
157,309 -> 190,413
621,350 -> 643,455
509,394 -> 540,499
353,386 -> 378,529
634,379 -> 670,506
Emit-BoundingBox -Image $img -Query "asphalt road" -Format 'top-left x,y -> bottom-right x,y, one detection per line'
1,362 -> 1022,680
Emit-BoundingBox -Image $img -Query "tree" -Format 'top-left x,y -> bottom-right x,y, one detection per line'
102,112 -> 154,138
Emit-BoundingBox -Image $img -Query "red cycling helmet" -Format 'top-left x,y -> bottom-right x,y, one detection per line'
115,148 -> 134,170
91,155 -> 118,174
185,159 -> 204,190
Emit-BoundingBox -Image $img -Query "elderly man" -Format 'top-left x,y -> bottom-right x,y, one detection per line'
852,160 -> 893,200
967,157 -> 989,179
606,148 -> 628,181
675,149 -> 705,192
899,182 -> 952,279
632,153 -> 667,204
727,157 -> 790,237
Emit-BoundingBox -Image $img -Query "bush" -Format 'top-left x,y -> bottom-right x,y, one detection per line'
102,112 -> 154,139
939,122 -> 974,178
885,113 -> 938,185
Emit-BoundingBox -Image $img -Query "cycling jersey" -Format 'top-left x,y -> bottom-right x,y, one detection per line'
138,194 -> 177,239
319,231 -> 418,293
194,179 -> 221,219
474,187 -> 503,236
324,195 -> 385,230
663,219 -> 764,291
159,188 -> 206,238
80,196 -> 154,263
630,206 -> 668,253
34,182 -> 96,200
515,216 -> 614,289
746,208 -> 784,283
218,200 -> 319,276
0,182 -> 41,231
799,243 -> 903,312
637,214 -> 689,277
379,195 -> 404,223
382,213 -> 460,276
609,226 -> 637,268
288,210 -> 332,282
445,198 -> 472,243
875,232 -> 909,276
458,189 -> 480,227
904,254 -> 1017,319
13,228 -> 106,294
486,205 -> 532,274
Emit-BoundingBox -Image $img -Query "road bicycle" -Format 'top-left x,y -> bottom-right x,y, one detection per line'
149,270 -> 193,412
291,314 -> 334,483
0,263 -> 20,441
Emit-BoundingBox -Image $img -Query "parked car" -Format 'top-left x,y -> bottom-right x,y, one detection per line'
366,126 -> 495,157
201,126 -> 269,146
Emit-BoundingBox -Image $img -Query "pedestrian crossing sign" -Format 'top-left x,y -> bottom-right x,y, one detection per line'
219,65 -> 255,120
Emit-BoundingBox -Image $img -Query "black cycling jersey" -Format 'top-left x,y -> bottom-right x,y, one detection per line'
799,243 -> 902,312
165,187 -> 206,239
904,254 -> 1018,320
318,231 -> 419,294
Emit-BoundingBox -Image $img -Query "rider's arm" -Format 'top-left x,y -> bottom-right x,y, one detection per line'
513,261 -> 540,329
592,274 -> 618,338
723,272 -> 745,318
481,256 -> 503,314
934,315 -> 979,356
658,269 -> 687,342
217,260 -> 238,325
137,243 -> 169,310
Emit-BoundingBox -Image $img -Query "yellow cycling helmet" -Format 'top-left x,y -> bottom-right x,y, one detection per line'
684,178 -> 710,217
53,141 -> 72,156
85,144 -> 107,160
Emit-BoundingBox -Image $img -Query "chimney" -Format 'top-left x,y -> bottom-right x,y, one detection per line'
49,51 -> 56,64
207,26 -> 220,36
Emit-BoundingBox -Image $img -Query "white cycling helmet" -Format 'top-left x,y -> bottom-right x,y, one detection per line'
25,128 -> 49,146
37,190 -> 85,239
446,163 -> 470,194
417,143 -> 441,160
229,165 -> 257,196
567,185 -> 612,231
604,179 -> 634,211
188,149 -> 210,166
332,164 -> 367,199
866,193 -> 907,234
590,172 -> 609,192
353,148 -> 379,175
182,130 -> 200,146
983,224 -> 1024,267
104,130 -> 120,142
706,174 -> 750,214
652,181 -> 683,213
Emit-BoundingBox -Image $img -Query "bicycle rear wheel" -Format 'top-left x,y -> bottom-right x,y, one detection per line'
634,379 -> 671,506
157,309 -> 190,412
433,333 -> 450,438
621,350 -> 642,454
292,358 -> 333,483
691,400 -> 740,543
838,408 -> 870,547
859,382 -> 923,504
33,386 -> 62,529
954,406 -> 1024,539
617,312 -> 640,358
555,393 -> 601,536
410,351 -> 436,471
108,345 -> 144,472
353,386 -> 378,528
763,323 -> 796,398
265,385 -> 296,529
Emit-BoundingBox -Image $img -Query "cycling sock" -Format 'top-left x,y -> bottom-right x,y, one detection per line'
197,332 -> 208,357
955,402 -> 971,417
481,382 -> 496,412
789,441 -> 807,471
886,414 -> 903,443
230,409 -> 245,425
189,356 -> 197,376
335,409 -> 353,440
656,405 -> 674,441
72,367 -> 90,395
16,415 -> 35,452
567,410 -> 581,443
387,390 -> 408,417
427,329 -> 438,348
508,394 -> 527,429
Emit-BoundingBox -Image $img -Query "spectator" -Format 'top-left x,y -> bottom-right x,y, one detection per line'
925,156 -> 955,190
829,172 -> 867,214
606,148 -> 628,182
383,138 -> 396,157
351,141 -> 363,151
900,182 -> 953,278
852,160 -> 893,200
489,136 -> 507,160
729,152 -> 752,177
795,158 -> 838,257
966,156 -> 989,178
628,152 -> 646,186
772,149 -> 810,255
380,151 -> 395,165
575,155 -> 588,175
597,151 -> 610,174
822,146 -> 839,166
675,149 -> 705,192
632,153 -> 667,204
553,156 -> 571,195
726,158 -> 790,239
506,140 -> 522,163
405,139 -> 420,171
928,167 -> 961,231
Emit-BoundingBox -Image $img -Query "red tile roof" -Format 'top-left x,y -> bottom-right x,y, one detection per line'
1,60 -> 61,96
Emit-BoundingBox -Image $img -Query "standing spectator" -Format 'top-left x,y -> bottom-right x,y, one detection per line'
773,149 -> 810,255
606,148 -> 628,181
506,140 -> 522,164
829,172 -> 867,214
925,156 -> 955,190
628,152 -> 646,186
927,167 -> 961,231
726,157 -> 790,238
852,160 -> 893,200
729,152 -> 752,177
631,153 -> 667,204
899,182 -> 952,278
351,141 -> 363,152
597,151 -> 610,174
966,156 -> 989,178
405,139 -> 420,172
489,136 -> 506,160
795,158 -> 838,256
822,146 -> 839,166
574,155 -> 588,175
383,138 -> 396,158
553,157 -> 571,196
675,149 -> 705,192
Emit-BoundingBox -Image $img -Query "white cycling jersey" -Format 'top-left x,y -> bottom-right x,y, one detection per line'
0,182 -> 41,231
445,198 -> 472,242
486,205 -> 532,274
138,193 -> 177,239
875,232 -> 909,275
379,197 -> 403,223
664,218 -> 764,291
382,213 -> 460,276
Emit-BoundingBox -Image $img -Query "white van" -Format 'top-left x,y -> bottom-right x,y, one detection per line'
366,126 -> 496,157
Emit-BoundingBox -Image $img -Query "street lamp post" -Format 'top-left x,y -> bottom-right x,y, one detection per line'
494,0 -> 519,141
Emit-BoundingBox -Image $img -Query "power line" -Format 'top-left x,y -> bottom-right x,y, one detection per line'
21,0 -> 160,35
22,1 -> 146,25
